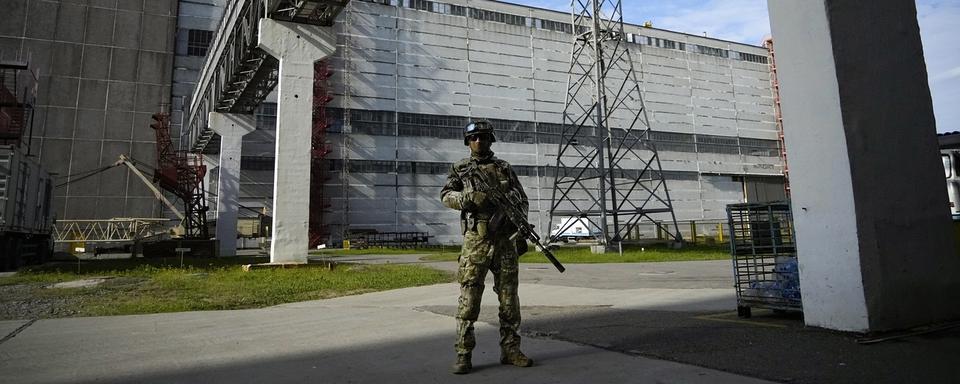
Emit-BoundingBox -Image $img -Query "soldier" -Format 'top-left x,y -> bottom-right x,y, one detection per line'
441,120 -> 533,374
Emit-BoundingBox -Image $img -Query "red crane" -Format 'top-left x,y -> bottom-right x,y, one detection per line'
150,113 -> 210,239
310,60 -> 333,248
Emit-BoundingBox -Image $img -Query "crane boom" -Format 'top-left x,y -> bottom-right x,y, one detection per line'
115,154 -> 185,220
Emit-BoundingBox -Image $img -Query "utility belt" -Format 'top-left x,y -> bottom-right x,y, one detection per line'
461,216 -> 527,255
462,211 -> 515,238
461,217 -> 491,237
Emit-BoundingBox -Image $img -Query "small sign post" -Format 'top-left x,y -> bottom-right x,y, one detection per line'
175,248 -> 191,267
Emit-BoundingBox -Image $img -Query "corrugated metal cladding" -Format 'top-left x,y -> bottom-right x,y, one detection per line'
0,145 -> 54,235
231,0 -> 787,245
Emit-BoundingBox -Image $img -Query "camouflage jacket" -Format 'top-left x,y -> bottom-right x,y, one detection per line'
440,152 -> 528,236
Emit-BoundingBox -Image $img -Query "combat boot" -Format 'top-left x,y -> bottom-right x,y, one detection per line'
500,348 -> 533,367
451,353 -> 472,374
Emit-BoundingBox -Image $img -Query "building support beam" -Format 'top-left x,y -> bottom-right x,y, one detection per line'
209,112 -> 255,257
258,18 -> 336,263
768,0 -> 960,332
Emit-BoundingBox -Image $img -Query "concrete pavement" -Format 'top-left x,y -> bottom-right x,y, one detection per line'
3,257 -> 957,383
0,278 -> 774,384
0,257 -> 776,383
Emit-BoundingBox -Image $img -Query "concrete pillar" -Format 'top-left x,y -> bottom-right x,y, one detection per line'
201,154 -> 219,217
258,19 -> 336,263
209,112 -> 255,257
768,0 -> 960,332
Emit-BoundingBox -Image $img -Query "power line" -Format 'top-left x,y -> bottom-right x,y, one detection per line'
53,164 -> 118,188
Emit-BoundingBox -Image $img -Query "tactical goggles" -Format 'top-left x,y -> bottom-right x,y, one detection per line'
468,133 -> 493,142
465,122 -> 483,134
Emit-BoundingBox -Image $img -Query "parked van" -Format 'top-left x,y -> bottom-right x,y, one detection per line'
550,217 -> 601,242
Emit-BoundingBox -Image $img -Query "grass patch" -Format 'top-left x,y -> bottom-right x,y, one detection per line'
419,243 -> 730,263
0,258 -> 453,319
310,246 -> 461,256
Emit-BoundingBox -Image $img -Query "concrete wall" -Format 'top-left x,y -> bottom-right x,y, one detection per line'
0,0 -> 179,220
769,0 -> 960,331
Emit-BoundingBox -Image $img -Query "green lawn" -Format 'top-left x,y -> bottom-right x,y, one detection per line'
420,243 -> 730,263
0,257 -> 453,319
310,246 -> 461,256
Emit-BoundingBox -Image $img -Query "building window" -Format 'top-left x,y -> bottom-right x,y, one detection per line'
449,4 -> 466,16
256,103 -> 277,130
351,109 -> 396,136
696,134 -> 740,155
187,29 -> 214,57
469,8 -> 525,26
397,112 -> 467,139
738,52 -> 769,64
649,131 -> 697,153
695,45 -> 728,58
410,0 -> 433,12
541,19 -> 572,34
739,138 -> 779,156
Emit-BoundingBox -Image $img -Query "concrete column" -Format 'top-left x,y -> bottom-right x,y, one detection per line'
769,0 -> 960,332
209,112 -> 255,257
258,19 -> 336,263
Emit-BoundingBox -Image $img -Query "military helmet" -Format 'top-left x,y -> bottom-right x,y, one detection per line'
463,120 -> 496,145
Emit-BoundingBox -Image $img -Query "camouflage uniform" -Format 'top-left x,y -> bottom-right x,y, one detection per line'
441,151 -> 529,358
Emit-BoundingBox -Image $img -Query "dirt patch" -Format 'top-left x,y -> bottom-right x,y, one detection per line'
48,276 -> 115,289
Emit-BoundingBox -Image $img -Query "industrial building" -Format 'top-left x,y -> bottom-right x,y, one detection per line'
1,0 -> 786,246
250,0 -> 787,245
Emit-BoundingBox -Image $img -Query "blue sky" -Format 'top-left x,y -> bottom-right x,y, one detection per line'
511,0 -> 959,133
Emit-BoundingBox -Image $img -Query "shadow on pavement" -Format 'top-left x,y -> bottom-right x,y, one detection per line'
66,320 -> 754,384
419,301 -> 960,384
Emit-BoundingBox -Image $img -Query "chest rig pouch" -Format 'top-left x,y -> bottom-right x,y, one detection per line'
460,161 -> 510,238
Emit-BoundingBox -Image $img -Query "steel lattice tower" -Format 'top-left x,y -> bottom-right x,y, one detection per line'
548,0 -> 683,248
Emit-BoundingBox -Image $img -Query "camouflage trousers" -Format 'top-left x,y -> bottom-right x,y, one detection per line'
455,230 -> 521,356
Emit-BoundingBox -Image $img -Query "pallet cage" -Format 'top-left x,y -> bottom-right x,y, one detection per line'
726,201 -> 801,318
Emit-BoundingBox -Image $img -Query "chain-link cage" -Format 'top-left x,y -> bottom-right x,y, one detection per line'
726,201 -> 801,318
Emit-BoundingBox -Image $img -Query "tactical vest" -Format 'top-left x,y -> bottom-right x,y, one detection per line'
456,157 -> 515,237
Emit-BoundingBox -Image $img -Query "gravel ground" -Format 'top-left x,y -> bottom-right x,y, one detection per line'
0,277 -> 146,320
0,283 -> 84,320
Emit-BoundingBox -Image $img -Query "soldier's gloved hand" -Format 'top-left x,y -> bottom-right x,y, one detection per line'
461,191 -> 489,212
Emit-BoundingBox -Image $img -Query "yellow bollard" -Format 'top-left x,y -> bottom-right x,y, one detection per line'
690,221 -> 697,244
717,223 -> 723,243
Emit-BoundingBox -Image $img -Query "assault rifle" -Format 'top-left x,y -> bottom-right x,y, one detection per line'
461,163 -> 565,273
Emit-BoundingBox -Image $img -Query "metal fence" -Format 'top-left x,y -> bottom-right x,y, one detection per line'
619,219 -> 730,244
